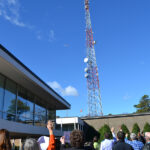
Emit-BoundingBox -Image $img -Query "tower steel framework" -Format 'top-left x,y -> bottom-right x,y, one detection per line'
84,0 -> 103,116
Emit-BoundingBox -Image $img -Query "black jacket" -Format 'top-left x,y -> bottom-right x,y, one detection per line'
112,140 -> 134,150
142,143 -> 150,150
60,144 -> 85,150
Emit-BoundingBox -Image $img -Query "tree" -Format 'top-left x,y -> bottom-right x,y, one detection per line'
143,122 -> 150,133
99,124 -> 112,142
134,95 -> 150,113
132,123 -> 140,134
7,99 -> 30,120
121,124 -> 130,139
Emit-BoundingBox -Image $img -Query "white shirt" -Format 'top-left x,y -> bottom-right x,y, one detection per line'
100,139 -> 114,150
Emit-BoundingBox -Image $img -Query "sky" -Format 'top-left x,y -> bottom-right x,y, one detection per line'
0,0 -> 150,117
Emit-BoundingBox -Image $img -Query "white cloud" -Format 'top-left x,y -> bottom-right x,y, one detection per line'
48,30 -> 55,42
0,0 -> 26,27
47,81 -> 78,96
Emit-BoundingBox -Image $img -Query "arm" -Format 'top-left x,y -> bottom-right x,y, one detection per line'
47,121 -> 56,150
111,127 -> 117,142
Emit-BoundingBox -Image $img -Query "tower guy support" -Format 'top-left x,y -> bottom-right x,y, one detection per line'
84,0 -> 103,116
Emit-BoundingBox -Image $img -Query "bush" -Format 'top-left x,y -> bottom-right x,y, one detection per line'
121,124 -> 130,139
99,124 -> 112,142
132,123 -> 140,134
143,122 -> 150,133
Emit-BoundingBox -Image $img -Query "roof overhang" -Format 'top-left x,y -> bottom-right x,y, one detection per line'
0,44 -> 71,110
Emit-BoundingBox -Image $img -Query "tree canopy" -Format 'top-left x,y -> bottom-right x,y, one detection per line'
99,124 -> 112,142
132,123 -> 140,134
134,95 -> 150,113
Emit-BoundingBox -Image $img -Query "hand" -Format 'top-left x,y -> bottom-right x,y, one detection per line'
111,127 -> 115,133
60,136 -> 65,145
47,120 -> 54,131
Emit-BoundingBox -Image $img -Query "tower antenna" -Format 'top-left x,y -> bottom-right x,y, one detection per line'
84,0 -> 103,116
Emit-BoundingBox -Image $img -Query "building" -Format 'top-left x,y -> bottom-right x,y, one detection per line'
0,44 -> 71,139
56,117 -> 84,132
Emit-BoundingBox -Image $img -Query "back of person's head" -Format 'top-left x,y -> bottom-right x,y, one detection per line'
93,136 -> 98,142
24,138 -> 40,150
130,133 -> 137,140
0,129 -> 11,150
145,132 -> 150,142
104,133 -> 111,139
117,131 -> 125,141
70,130 -> 84,148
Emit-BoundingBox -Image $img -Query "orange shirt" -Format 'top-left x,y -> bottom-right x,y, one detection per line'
47,135 -> 55,150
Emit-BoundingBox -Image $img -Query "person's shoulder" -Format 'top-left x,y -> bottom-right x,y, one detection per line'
124,142 -> 134,149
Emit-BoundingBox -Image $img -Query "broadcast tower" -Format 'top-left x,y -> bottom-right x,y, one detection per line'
84,0 -> 103,116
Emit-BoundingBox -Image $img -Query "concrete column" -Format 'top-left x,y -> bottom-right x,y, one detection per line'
61,123 -> 63,132
78,124 -> 79,130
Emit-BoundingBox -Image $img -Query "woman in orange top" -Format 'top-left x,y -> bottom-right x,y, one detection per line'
47,120 -> 56,150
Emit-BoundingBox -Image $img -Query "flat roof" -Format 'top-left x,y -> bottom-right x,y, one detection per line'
0,44 -> 71,110
81,112 -> 150,120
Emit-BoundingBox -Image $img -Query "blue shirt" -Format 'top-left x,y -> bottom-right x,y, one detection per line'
125,139 -> 144,150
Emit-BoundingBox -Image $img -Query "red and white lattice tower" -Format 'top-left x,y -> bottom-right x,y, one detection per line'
84,0 -> 103,116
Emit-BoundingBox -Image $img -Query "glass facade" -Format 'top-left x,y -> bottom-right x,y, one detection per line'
0,73 -> 56,126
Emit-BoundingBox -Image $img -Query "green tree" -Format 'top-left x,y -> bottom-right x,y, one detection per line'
121,124 -> 130,139
132,123 -> 140,134
143,122 -> 150,133
7,99 -> 30,120
134,95 -> 150,113
99,124 -> 112,142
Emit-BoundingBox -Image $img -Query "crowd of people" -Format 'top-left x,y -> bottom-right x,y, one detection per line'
0,122 -> 150,150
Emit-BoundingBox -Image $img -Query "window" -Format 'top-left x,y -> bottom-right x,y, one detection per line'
3,79 -> 17,121
34,101 -> 46,126
16,86 -> 34,124
47,110 -> 56,121
0,74 -> 5,118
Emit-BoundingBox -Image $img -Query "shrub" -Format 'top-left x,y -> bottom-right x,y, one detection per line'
99,124 -> 112,142
143,122 -> 150,133
121,124 -> 130,139
132,123 -> 140,134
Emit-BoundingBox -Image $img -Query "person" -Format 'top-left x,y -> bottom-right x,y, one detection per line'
38,120 -> 56,150
24,138 -> 40,150
100,127 -> 116,150
93,136 -> 99,150
112,131 -> 133,150
0,129 -> 12,150
60,129 -> 85,150
137,132 -> 145,144
125,133 -> 144,150
142,132 -> 150,150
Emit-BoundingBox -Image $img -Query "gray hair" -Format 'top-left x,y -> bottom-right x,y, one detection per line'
24,138 -> 40,150
130,133 -> 137,140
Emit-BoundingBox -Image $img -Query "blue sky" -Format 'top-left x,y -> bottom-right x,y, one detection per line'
0,0 -> 150,117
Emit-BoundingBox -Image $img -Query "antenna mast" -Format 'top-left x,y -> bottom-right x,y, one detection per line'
84,0 -> 103,116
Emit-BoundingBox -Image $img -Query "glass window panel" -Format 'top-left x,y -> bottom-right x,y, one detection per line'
35,104 -> 46,126
47,110 -> 56,121
3,79 -> 17,118
16,86 -> 34,124
0,74 -> 5,118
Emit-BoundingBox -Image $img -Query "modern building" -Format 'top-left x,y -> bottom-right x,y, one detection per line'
56,117 -> 84,132
0,44 -> 71,138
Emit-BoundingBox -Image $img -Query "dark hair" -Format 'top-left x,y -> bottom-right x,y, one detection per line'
104,133 -> 111,139
117,131 -> 125,140
70,130 -> 84,148
0,129 -> 12,150
93,136 -> 98,142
